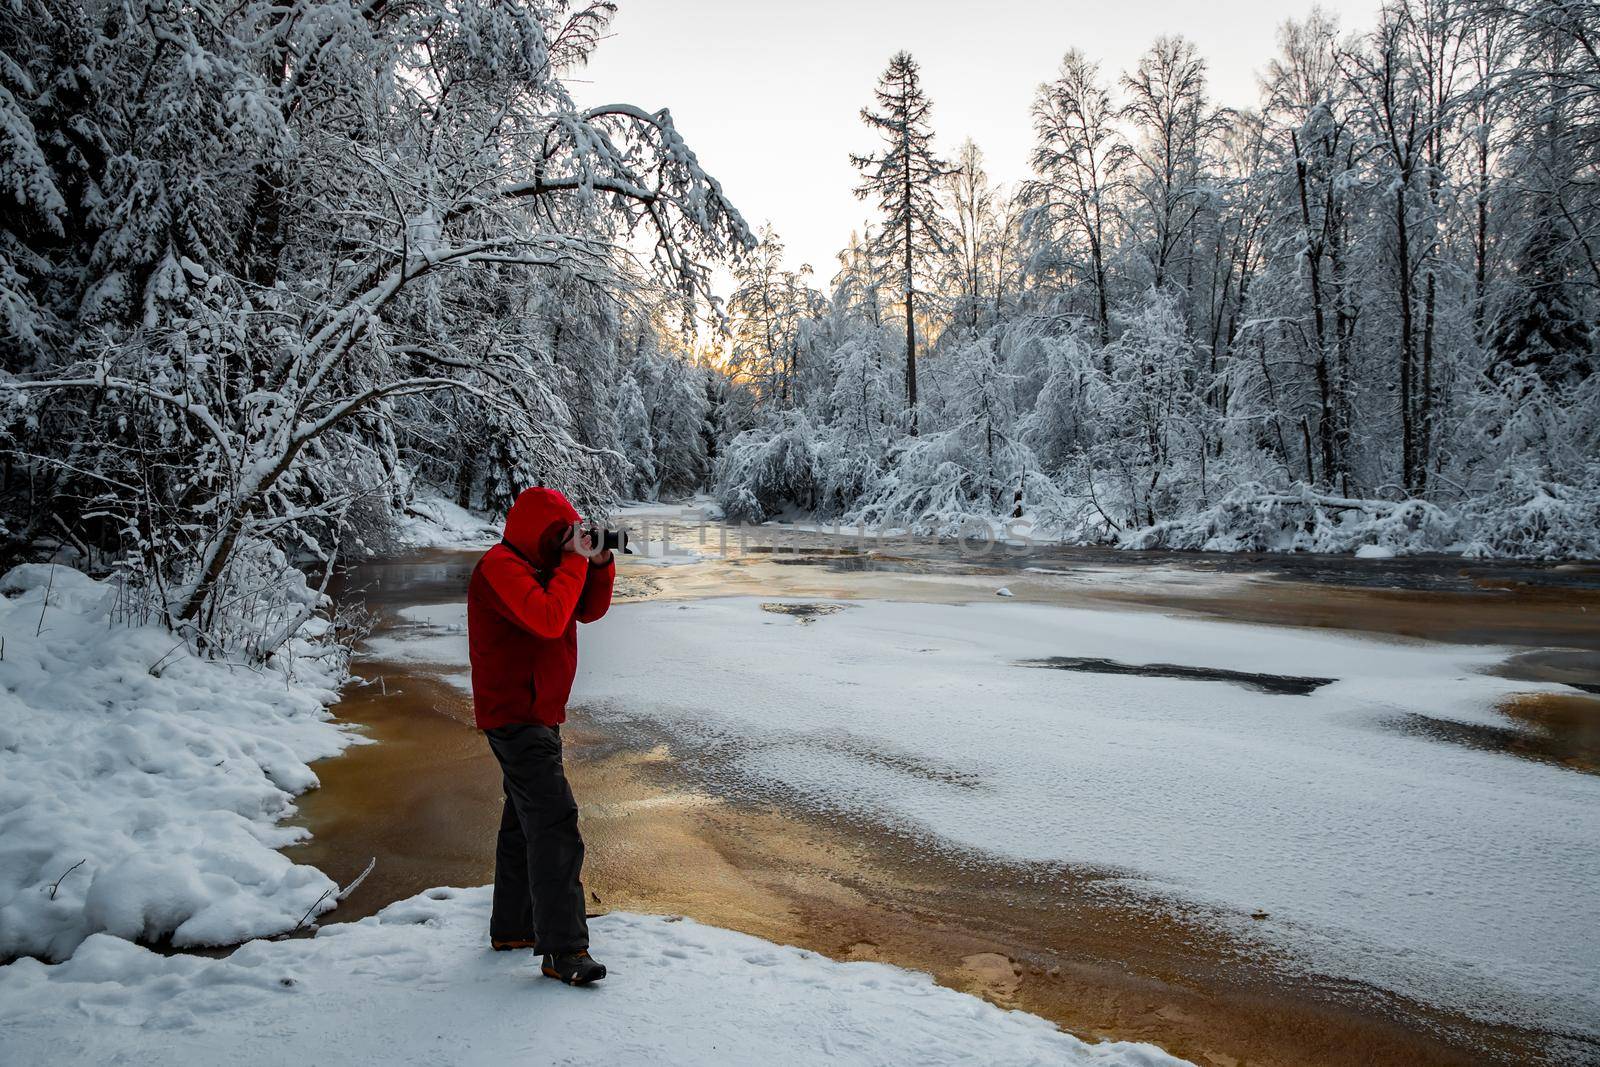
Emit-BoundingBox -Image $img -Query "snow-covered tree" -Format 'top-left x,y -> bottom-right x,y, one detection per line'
1121,37 -> 1219,295
1026,50 -> 1129,345
0,0 -> 751,646
726,225 -> 819,408
851,51 -> 951,432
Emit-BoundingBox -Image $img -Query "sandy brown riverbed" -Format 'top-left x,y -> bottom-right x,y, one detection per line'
291,532 -> 1600,1067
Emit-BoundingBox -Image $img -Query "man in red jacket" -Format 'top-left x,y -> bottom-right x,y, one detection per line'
467,486 -> 615,986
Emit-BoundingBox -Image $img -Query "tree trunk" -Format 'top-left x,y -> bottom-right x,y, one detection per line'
1475,137 -> 1490,339
1421,269 -> 1436,492
903,139 -> 918,434
1329,159 -> 1356,487
1396,182 -> 1416,494
1090,218 -> 1110,346
455,451 -> 476,509
1293,132 -> 1337,486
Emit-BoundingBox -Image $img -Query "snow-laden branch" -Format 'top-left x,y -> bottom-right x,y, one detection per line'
4,375 -> 237,468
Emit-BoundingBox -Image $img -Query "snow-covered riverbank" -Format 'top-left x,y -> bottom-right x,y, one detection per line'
0,564 -> 356,960
0,885 -> 1187,1066
0,554 -> 1192,1065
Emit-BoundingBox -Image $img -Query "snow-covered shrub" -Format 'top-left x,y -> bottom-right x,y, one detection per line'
1124,483 -> 1459,555
824,331 -> 899,454
812,435 -> 880,518
846,431 -> 1064,537
613,376 -> 659,499
644,365 -> 717,498
712,412 -> 821,523
1463,467 -> 1600,560
1016,330 -> 1099,474
1087,288 -> 1216,527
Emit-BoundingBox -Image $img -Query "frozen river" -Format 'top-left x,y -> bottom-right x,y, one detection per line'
297,504 -> 1600,1066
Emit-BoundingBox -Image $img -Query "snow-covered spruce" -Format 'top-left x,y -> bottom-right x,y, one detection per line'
0,887 -> 1188,1067
0,565 -> 354,960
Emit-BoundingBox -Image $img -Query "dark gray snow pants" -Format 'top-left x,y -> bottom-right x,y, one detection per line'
485,722 -> 589,954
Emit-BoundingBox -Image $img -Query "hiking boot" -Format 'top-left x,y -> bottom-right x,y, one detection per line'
542,950 -> 606,985
491,937 -> 539,952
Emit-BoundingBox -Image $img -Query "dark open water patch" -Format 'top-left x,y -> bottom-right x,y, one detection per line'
746,533 -> 1600,593
760,601 -> 850,623
1496,649 -> 1600,693
1385,704 -> 1600,775
1016,656 -> 1335,696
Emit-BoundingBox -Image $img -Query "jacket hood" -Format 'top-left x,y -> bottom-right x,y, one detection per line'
502,486 -> 581,567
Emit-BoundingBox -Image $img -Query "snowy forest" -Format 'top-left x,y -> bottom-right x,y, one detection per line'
3,0 -> 1599,651
713,4 -> 1600,561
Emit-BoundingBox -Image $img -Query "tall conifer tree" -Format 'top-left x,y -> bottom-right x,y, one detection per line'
852,51 -> 950,433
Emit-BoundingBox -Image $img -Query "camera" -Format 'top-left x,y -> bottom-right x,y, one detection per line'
589,526 -> 631,554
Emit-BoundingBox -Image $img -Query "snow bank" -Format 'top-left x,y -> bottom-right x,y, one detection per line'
1462,468 -> 1600,560
394,493 -> 500,549
1120,484 -> 1462,556
0,565 -> 355,960
779,477 -> 1598,561
0,886 -> 1189,1066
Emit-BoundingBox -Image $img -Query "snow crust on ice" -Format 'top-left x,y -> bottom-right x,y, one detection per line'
0,565 -> 355,960
352,589 -> 1600,1035
361,601 -> 471,675
616,534 -> 710,566
0,886 -> 1189,1067
562,597 -> 1598,1038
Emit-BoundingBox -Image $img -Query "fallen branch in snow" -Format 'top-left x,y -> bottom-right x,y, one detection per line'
293,889 -> 335,931
338,858 -> 377,902
43,859 -> 85,900
33,564 -> 54,637
291,857 -> 377,931
146,639 -> 189,678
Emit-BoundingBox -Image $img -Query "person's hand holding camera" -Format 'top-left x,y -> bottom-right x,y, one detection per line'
564,522 -> 612,566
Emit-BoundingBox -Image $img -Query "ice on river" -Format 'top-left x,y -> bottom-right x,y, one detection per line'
0,885 -> 1187,1067
42,521 -> 1580,1048
558,596 -> 1599,1039
368,588 -> 1600,1036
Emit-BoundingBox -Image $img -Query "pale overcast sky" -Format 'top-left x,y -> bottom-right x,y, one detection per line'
578,0 -> 1383,290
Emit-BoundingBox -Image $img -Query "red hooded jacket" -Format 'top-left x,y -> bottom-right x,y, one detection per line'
467,487 -> 615,730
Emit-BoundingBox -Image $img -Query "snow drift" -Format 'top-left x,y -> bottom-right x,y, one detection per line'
0,565 -> 354,960
0,886 -> 1189,1066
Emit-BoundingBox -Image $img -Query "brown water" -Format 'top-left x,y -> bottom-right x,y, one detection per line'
288,527 -> 1600,1067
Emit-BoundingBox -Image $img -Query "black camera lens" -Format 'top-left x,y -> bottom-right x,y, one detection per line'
595,527 -> 630,554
